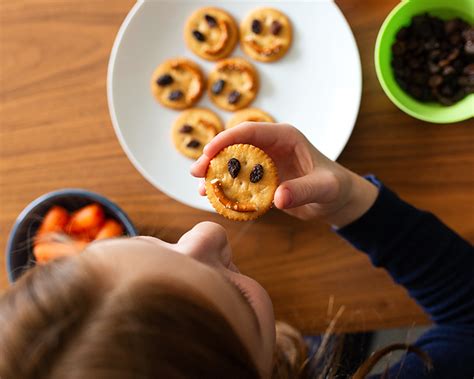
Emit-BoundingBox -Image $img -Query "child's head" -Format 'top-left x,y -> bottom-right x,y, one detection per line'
0,222 -> 279,378
0,220 -> 431,378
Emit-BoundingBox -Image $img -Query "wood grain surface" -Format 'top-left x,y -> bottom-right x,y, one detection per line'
0,0 -> 472,334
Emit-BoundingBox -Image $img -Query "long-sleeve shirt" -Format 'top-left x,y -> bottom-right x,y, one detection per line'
336,176 -> 474,379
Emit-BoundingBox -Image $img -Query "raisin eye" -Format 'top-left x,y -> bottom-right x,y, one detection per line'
211,79 -> 225,95
168,90 -> 184,101
270,20 -> 283,35
250,164 -> 264,183
156,74 -> 173,87
179,125 -> 193,133
192,30 -> 206,42
187,139 -> 200,148
228,90 -> 241,105
227,158 -> 241,178
205,14 -> 217,28
251,19 -> 262,34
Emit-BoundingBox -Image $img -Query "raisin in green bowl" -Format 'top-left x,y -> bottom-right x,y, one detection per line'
375,0 -> 474,123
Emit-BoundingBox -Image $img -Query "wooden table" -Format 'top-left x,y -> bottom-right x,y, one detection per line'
0,0 -> 472,334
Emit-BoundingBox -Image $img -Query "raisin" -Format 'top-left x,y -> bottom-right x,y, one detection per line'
211,79 -> 225,95
429,49 -> 441,60
407,39 -> 419,51
392,41 -> 406,56
428,61 -> 441,74
391,14 -> 472,106
395,77 -> 409,91
451,89 -> 467,102
227,158 -> 241,178
464,63 -> 474,76
462,28 -> 474,42
445,19 -> 461,35
408,57 -> 421,69
251,19 -> 262,34
446,48 -> 460,62
250,164 -> 264,183
192,30 -> 206,42
436,94 -> 454,106
440,84 -> 454,97
438,58 -> 450,68
156,74 -> 173,87
228,90 -> 241,105
428,75 -> 443,87
424,39 -> 439,51
408,84 -> 423,100
396,26 -> 410,40
270,20 -> 283,36
442,66 -> 455,76
179,125 -> 193,133
205,14 -> 217,28
412,15 -> 432,38
168,90 -> 183,101
458,76 -> 474,86
465,40 -> 474,55
413,71 -> 428,85
449,33 -> 462,46
453,59 -> 464,73
392,56 -> 404,69
186,139 -> 200,148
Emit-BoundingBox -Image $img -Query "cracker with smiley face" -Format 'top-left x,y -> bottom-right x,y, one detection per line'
205,144 -> 278,221
208,58 -> 259,112
226,108 -> 275,129
151,58 -> 205,110
184,7 -> 239,61
172,108 -> 224,160
241,8 -> 292,63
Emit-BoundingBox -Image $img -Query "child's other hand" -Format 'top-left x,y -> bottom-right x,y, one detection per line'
191,123 -> 377,227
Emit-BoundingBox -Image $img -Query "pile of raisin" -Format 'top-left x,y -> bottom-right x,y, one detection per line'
391,14 -> 474,105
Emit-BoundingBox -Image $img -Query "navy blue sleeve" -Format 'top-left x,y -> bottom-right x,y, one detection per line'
336,176 -> 474,379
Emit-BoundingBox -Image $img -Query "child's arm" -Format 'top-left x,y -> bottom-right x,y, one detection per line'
191,122 -> 379,225
192,123 -> 474,378
337,176 -> 474,378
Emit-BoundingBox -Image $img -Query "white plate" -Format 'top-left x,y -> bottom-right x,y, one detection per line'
107,0 -> 362,212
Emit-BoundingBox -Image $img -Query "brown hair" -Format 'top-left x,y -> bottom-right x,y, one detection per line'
0,255 -> 432,379
0,257 -> 259,379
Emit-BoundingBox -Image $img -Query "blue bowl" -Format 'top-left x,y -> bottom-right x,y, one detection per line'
6,189 -> 138,283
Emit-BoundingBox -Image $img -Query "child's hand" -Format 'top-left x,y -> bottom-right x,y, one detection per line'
191,123 -> 377,227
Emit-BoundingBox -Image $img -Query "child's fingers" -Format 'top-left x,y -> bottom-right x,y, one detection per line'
198,179 -> 206,196
274,169 -> 339,209
191,122 -> 296,178
202,122 -> 292,160
190,154 -> 211,178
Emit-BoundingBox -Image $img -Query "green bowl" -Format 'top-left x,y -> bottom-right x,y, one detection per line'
375,0 -> 474,123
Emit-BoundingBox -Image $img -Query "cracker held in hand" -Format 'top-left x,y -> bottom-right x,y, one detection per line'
205,144 -> 278,221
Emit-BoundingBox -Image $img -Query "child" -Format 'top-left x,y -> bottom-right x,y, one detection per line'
1,123 -> 473,379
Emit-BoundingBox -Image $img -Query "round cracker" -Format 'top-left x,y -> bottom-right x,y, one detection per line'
172,108 -> 224,160
205,144 -> 278,221
151,58 -> 205,110
184,7 -> 239,61
240,8 -> 292,63
208,58 -> 259,112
